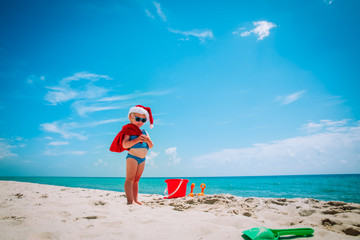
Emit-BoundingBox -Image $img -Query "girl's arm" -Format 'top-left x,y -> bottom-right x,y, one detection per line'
122,135 -> 141,149
146,135 -> 153,149
141,132 -> 153,149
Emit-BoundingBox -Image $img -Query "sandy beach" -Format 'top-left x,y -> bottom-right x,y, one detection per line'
0,181 -> 359,240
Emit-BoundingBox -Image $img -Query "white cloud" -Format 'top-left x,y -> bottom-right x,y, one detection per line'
62,72 -> 111,83
146,2 -> 213,43
44,72 -> 111,105
71,89 -> 172,116
41,118 -> 125,140
240,31 -> 251,37
146,151 -> 159,167
324,0 -> 334,5
41,122 -> 87,140
45,72 -> 171,117
27,75 -> 45,85
68,151 -> 87,155
97,90 -> 172,102
45,86 -> 78,105
165,147 -> 176,155
72,101 -> 124,116
168,29 -> 214,43
43,150 -> 87,156
193,120 -> 360,175
178,37 -> 190,41
0,138 -> 17,159
45,84 -> 109,106
234,20 -> 277,40
94,158 -> 108,167
302,119 -> 350,133
232,27 -> 244,34
275,90 -> 306,105
47,141 -> 69,146
13,136 -> 24,141
153,1 -> 167,22
165,147 -> 181,165
83,118 -> 126,127
80,85 -> 109,99
325,96 -> 347,106
145,9 -> 155,19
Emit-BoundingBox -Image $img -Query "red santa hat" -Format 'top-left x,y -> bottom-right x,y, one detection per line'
128,105 -> 154,129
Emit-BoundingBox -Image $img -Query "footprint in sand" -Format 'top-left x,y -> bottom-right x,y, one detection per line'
93,200 -> 107,206
40,194 -> 48,199
321,218 -> 342,226
83,216 -> 98,220
298,209 -> 316,217
2,216 -> 26,225
342,227 -> 360,236
321,209 -> 343,215
76,215 -> 106,221
13,193 -> 24,199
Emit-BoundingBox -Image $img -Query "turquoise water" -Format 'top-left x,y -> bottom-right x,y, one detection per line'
1,174 -> 359,203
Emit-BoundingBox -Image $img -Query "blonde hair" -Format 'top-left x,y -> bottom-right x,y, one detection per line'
129,112 -> 146,120
129,112 -> 135,120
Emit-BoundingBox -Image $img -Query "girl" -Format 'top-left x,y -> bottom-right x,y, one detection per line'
110,105 -> 154,204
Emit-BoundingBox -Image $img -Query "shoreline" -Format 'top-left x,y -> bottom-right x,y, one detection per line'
1,180 -> 359,239
1,175 -> 359,204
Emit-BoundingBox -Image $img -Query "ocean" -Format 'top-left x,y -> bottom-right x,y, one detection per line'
1,174 -> 359,203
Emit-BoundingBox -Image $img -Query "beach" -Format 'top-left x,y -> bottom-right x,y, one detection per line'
0,181 -> 359,240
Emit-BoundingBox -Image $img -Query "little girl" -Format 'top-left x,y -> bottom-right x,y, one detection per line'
110,105 -> 154,205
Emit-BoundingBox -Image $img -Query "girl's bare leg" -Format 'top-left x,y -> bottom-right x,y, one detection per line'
124,158 -> 138,204
133,162 -> 145,205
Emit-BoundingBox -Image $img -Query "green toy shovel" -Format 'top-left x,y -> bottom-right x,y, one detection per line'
242,227 -> 314,240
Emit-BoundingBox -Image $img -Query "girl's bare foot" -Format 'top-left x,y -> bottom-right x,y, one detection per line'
134,200 -> 142,205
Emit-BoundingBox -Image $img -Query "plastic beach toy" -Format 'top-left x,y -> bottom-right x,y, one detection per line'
197,183 -> 206,196
164,179 -> 189,199
242,227 -> 314,240
188,183 -> 195,197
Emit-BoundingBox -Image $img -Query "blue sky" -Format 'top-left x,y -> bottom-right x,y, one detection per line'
0,0 -> 359,177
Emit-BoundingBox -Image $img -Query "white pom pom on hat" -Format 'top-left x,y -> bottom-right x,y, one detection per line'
128,105 -> 154,128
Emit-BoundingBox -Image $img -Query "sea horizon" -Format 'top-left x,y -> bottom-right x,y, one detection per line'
1,174 -> 359,204
1,173 -> 359,178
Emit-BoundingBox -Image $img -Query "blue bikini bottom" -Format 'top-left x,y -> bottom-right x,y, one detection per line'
126,153 -> 146,165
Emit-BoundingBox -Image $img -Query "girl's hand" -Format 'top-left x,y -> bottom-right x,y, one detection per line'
140,133 -> 153,149
139,134 -> 150,143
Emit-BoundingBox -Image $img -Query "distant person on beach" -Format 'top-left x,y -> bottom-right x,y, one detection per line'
110,105 -> 154,205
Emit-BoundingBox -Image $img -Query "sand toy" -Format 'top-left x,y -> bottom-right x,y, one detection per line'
164,179 -> 189,199
242,227 -> 314,240
197,183 -> 206,196
188,183 -> 195,197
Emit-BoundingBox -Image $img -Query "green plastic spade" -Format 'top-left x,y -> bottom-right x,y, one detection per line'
242,227 -> 314,240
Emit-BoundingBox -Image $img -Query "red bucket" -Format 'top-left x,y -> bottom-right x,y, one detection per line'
164,179 -> 189,199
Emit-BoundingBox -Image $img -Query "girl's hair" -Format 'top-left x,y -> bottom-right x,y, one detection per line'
129,112 -> 135,120
129,112 -> 146,119
129,112 -> 146,116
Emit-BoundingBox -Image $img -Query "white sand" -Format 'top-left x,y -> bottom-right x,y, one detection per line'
0,181 -> 359,240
